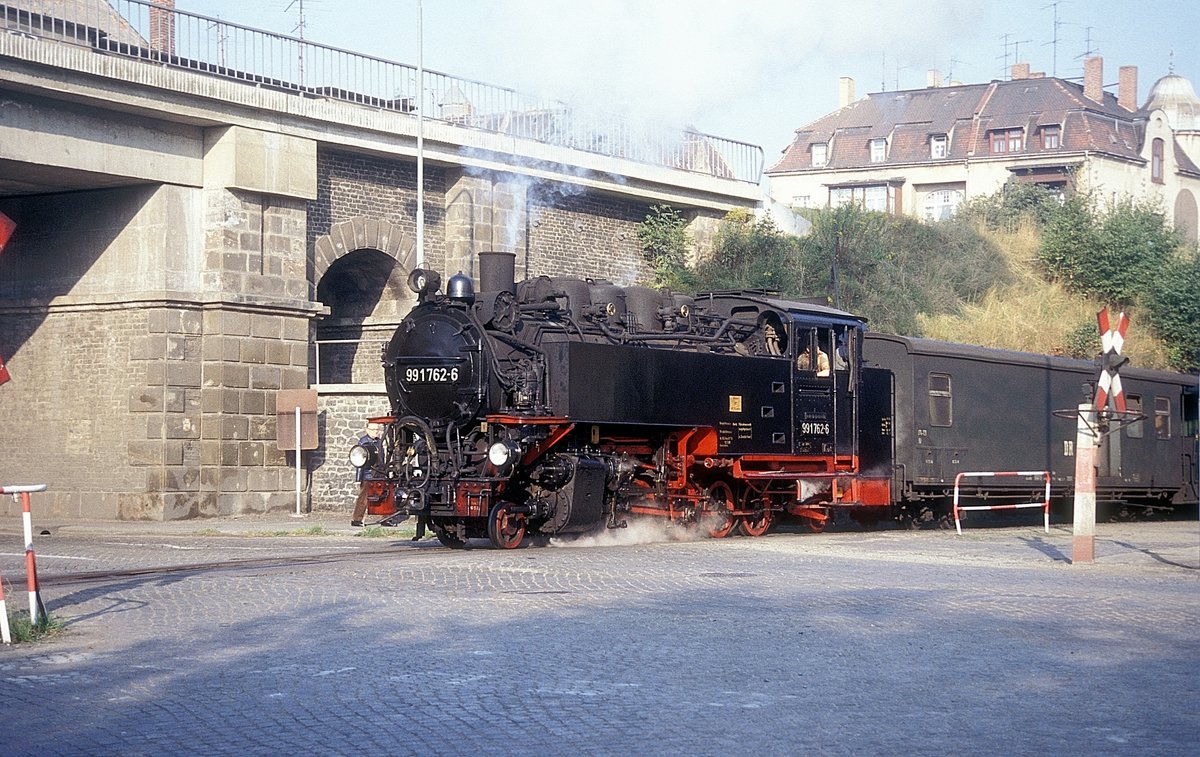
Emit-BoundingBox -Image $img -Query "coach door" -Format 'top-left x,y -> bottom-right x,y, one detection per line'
793,324 -> 855,457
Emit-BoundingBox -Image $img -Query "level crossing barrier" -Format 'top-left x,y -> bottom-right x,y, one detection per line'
952,471 -> 1051,535
0,484 -> 48,630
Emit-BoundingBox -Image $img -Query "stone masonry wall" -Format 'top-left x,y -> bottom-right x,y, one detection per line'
309,390 -> 392,515
527,191 -> 651,285
0,306 -> 147,519
308,148 -> 448,280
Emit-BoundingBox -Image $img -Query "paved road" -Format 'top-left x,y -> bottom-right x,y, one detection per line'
1,517 -> 1197,756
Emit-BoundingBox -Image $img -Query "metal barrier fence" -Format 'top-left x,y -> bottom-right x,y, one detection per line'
952,471 -> 1052,535
1,0 -> 763,183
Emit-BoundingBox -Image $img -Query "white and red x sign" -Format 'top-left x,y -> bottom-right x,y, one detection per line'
1094,308 -> 1129,413
0,211 -> 14,255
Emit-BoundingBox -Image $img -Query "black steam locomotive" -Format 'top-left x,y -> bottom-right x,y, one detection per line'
351,253 -> 1198,548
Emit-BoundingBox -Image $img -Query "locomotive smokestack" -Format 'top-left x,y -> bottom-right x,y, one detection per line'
479,250 -> 517,294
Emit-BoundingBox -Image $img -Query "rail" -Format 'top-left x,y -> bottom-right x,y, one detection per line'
0,0 -> 763,183
952,471 -> 1051,535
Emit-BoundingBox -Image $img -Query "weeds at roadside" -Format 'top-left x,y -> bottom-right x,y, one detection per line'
5,610 -> 65,644
245,526 -> 331,537
355,524 -> 418,539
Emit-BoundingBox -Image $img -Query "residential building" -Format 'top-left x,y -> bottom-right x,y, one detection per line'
767,57 -> 1200,243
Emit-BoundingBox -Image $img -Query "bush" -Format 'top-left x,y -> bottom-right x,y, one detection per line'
1143,248 -> 1200,372
959,181 -> 1063,231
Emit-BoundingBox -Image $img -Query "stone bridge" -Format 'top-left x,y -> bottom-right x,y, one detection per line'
0,0 -> 762,519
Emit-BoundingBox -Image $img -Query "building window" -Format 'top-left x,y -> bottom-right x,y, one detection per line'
990,128 -> 1023,154
870,138 -> 887,163
922,188 -> 965,220
928,373 -> 952,427
1152,138 -> 1164,183
831,185 -> 894,213
1042,126 -> 1060,149
1155,396 -> 1171,439
1126,395 -> 1143,438
930,135 -> 948,159
812,142 -> 828,167
792,195 -> 812,208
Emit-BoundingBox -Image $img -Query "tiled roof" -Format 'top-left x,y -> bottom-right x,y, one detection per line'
768,77 -> 1147,174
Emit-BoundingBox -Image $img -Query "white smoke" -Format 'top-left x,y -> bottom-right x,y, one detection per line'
549,514 -> 719,549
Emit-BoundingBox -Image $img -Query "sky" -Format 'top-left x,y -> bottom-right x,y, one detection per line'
183,0 -> 1199,172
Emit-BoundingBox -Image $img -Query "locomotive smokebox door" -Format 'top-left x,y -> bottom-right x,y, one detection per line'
384,307 -> 485,427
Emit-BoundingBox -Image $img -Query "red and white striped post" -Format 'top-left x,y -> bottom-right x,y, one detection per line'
0,571 -> 11,644
1,484 -> 48,626
1071,405 -> 1098,563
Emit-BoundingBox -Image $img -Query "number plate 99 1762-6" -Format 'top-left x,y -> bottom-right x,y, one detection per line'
405,366 -> 460,383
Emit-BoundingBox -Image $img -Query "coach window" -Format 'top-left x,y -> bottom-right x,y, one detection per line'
1154,396 -> 1171,439
1125,395 -> 1143,438
928,373 -> 952,426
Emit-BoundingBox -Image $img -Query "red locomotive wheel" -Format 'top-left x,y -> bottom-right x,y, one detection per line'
704,481 -> 737,539
488,501 -> 527,549
805,514 -> 828,534
738,490 -> 774,537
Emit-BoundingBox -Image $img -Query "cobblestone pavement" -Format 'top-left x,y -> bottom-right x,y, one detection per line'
0,515 -> 1197,756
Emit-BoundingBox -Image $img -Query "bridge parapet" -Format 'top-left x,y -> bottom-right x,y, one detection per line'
0,0 -> 763,186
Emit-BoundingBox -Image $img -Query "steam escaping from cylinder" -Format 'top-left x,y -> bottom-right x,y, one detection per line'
550,498 -> 716,548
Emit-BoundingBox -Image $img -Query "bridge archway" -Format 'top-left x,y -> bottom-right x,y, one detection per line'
311,217 -> 416,385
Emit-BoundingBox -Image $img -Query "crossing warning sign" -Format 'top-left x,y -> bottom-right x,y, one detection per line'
1094,308 -> 1129,414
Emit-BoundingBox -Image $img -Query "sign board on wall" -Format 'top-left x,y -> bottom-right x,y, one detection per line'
276,389 -> 318,450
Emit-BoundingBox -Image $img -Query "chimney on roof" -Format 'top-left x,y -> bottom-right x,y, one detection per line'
927,70 -> 943,88
1030,71 -> 1046,78
150,0 -> 176,56
1118,65 -> 1138,111
1084,56 -> 1103,102
839,77 -> 856,108
1012,63 -> 1030,81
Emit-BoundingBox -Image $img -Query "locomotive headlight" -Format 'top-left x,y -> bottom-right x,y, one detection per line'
349,444 -> 375,469
488,441 -> 519,468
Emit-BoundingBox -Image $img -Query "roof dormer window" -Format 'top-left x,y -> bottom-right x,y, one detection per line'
870,138 -> 887,163
930,135 -> 948,159
990,128 -> 1024,154
1042,125 -> 1060,149
812,142 -> 828,167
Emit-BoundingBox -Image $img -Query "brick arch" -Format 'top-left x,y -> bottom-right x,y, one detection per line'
311,216 -> 415,287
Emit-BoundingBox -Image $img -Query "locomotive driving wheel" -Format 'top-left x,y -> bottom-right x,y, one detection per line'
488,501 -> 527,550
430,517 -> 467,549
704,481 -> 737,539
738,488 -> 775,538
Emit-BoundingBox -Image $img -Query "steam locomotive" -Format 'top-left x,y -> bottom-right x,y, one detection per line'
350,252 -> 1198,548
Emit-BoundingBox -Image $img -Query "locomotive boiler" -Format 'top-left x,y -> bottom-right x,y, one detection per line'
350,252 -> 892,548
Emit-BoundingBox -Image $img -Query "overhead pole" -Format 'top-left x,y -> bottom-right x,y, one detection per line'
416,0 -> 425,269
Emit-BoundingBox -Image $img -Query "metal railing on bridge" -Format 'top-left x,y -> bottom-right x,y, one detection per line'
1,0 -> 763,183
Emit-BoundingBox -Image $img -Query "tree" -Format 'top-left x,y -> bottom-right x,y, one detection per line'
690,209 -> 803,294
638,204 -> 692,290
1143,248 -> 1200,372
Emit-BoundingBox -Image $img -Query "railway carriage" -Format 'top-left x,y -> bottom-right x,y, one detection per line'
863,334 -> 1198,523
